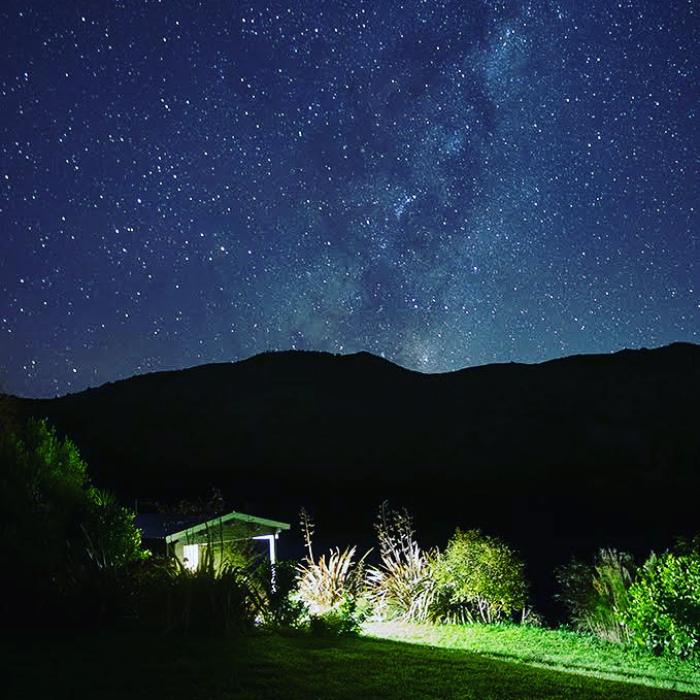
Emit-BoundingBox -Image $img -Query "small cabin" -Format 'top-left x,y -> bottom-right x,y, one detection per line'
136,509 -> 291,571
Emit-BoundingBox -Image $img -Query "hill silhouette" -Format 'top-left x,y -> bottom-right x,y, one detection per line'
12,343 -> 700,616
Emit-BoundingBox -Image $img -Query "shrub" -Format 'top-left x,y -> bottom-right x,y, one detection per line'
432,529 -> 529,624
250,560 -> 307,631
556,548 -> 635,643
623,549 -> 700,659
82,488 -> 149,571
366,503 -> 438,622
1,418 -> 89,589
308,598 -> 368,637
0,418 -> 148,627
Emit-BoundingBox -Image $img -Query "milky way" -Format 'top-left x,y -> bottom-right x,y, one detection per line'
1,0 -> 698,397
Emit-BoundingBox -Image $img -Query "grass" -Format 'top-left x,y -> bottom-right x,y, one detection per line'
365,621 -> 700,694
5,625 -> 700,700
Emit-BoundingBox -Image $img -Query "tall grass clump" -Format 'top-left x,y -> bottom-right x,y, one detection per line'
297,546 -> 369,612
133,547 -> 257,637
366,503 -> 438,622
556,548 -> 635,644
296,509 -> 370,632
432,528 -> 530,624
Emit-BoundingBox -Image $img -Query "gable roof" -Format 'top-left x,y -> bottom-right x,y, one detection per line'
165,510 -> 291,546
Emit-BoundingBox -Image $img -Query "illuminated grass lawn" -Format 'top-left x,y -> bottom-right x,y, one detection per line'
365,621 -> 700,695
6,626 -> 700,700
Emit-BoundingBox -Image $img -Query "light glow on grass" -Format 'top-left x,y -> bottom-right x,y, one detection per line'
363,621 -> 700,694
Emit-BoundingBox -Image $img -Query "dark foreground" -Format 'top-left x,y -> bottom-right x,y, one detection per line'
5,630 -> 699,700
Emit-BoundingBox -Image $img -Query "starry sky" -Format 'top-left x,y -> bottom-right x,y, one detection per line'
1,0 -> 698,398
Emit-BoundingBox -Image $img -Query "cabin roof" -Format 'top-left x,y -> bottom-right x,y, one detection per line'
135,510 -> 291,545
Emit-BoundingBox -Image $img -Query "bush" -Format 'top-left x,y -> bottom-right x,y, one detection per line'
1,418 -> 89,589
83,488 -> 149,571
251,560 -> 307,631
556,549 -> 635,643
308,598 -> 367,637
366,503 -> 438,622
623,550 -> 700,659
0,418 -> 148,627
432,529 -> 529,624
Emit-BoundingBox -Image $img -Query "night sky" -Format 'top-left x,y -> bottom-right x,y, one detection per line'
2,0 -> 698,398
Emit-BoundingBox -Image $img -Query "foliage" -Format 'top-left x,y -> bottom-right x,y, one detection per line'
128,554 -> 307,637
155,486 -> 228,517
1,417 -> 88,601
366,503 -> 438,622
0,418 -> 148,626
83,488 -> 149,570
623,548 -> 700,659
432,528 -> 529,624
250,560 -> 307,631
308,597 -> 368,636
298,546 -> 370,613
296,508 -> 370,615
556,548 -> 635,643
131,549 -> 257,637
1,418 -> 89,555
0,390 -> 23,440
674,534 -> 700,557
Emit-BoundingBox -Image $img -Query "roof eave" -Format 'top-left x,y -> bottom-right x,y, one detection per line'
165,510 -> 291,544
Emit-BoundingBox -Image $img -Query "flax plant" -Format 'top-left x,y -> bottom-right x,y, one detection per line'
366,503 -> 438,622
296,509 -> 370,614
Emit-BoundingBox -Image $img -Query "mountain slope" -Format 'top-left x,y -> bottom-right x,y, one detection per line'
13,343 -> 700,582
20,343 -> 700,482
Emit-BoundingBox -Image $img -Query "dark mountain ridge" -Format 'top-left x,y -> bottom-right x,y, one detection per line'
20,342 -> 699,486
10,343 -> 700,617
